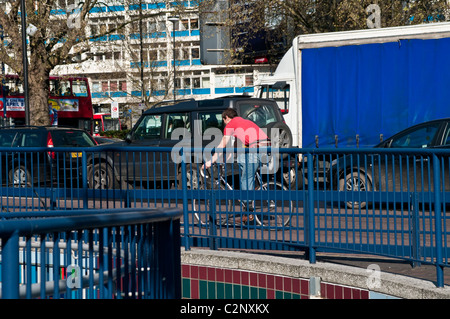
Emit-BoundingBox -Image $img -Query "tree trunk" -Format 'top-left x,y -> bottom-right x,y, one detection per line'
28,69 -> 50,126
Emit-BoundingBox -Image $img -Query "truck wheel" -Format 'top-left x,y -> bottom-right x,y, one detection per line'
339,171 -> 371,209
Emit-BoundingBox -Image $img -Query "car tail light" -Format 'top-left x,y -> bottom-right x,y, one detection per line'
47,132 -> 55,159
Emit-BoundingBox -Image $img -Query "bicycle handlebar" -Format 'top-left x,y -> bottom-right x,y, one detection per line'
200,162 -> 225,179
200,166 -> 208,179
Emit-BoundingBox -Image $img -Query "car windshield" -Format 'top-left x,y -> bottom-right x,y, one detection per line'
131,114 -> 162,140
51,131 -> 96,147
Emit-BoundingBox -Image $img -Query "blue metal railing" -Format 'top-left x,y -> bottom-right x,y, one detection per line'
0,207 -> 182,299
0,146 -> 449,287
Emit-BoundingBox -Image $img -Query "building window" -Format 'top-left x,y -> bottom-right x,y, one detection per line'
190,19 -> 198,30
90,17 -> 124,37
192,47 -> 199,59
202,77 -> 210,88
92,82 -> 100,93
183,78 -> 191,89
93,49 -> 122,61
119,81 -> 127,91
181,19 -> 189,30
110,81 -> 118,92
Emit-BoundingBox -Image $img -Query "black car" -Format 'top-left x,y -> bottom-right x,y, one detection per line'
0,126 -> 113,189
330,118 -> 450,208
111,97 -> 293,188
94,136 -> 123,144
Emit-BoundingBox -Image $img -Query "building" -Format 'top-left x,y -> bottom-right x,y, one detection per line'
53,1 -> 271,127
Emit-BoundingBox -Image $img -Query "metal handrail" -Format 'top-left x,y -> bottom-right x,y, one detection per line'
0,207 -> 182,299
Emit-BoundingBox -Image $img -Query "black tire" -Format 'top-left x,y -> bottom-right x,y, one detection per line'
186,163 -> 201,189
186,163 -> 207,225
87,163 -> 117,189
8,165 -> 31,187
267,123 -> 292,149
282,166 -> 304,190
254,181 -> 291,227
339,171 -> 371,209
192,184 -> 235,226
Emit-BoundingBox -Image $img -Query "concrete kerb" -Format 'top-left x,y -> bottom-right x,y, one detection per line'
181,248 -> 450,299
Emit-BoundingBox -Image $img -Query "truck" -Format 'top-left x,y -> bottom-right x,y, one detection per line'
255,22 -> 450,149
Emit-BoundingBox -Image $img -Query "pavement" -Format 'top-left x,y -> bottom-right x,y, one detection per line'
319,254 -> 449,287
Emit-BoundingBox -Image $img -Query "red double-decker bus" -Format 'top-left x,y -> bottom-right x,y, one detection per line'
0,75 -> 93,133
93,113 -> 121,136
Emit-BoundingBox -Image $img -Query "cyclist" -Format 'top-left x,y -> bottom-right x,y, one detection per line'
202,108 -> 269,224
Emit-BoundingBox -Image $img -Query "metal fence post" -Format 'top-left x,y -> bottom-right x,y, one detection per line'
181,148 -> 190,250
433,154 -> 444,287
82,151 -> 88,208
1,230 -> 19,299
410,193 -> 421,268
307,152 -> 316,264
209,189 -> 217,250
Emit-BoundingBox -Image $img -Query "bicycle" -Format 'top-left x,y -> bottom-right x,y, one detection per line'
191,162 -> 292,228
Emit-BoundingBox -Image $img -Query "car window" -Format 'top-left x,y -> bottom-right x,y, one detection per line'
165,113 -> 191,139
0,131 -> 16,147
239,103 -> 278,127
198,111 -> 224,134
131,114 -> 162,140
442,124 -> 450,146
12,132 -> 42,147
51,131 -> 96,147
390,123 -> 440,148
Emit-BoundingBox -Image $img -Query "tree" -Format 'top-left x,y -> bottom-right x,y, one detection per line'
207,0 -> 450,66
334,0 -> 449,30
0,1 -> 101,125
0,0 -> 160,126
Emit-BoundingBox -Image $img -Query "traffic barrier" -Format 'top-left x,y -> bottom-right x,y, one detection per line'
0,145 -> 448,287
0,207 -> 181,299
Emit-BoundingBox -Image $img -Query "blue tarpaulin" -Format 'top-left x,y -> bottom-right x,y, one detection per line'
302,38 -> 450,148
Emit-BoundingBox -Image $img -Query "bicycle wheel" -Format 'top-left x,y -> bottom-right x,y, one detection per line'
254,181 -> 292,227
192,184 -> 235,226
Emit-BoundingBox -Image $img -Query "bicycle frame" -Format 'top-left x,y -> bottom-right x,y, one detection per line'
198,163 -> 291,228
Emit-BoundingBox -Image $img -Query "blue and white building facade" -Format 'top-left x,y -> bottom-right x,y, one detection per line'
53,0 -> 270,124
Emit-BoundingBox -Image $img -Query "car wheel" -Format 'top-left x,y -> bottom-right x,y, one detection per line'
339,171 -> 371,209
185,164 -> 201,189
9,165 -> 31,187
278,128 -> 292,149
268,123 -> 292,149
283,166 -> 304,190
88,163 -> 116,189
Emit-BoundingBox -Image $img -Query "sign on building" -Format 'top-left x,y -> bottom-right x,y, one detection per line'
111,101 -> 119,118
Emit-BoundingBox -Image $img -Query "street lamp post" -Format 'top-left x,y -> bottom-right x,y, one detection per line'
20,0 -> 30,126
168,16 -> 179,102
139,0 -> 145,109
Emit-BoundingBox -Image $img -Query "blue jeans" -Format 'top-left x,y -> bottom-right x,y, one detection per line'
237,151 -> 261,207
